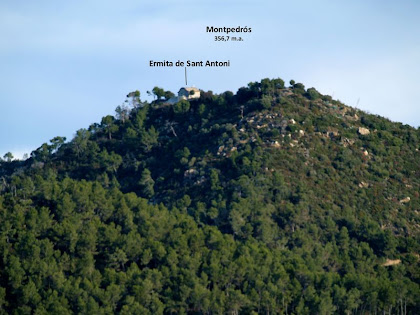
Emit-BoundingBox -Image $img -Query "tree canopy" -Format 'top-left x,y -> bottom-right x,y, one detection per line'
0,78 -> 419,314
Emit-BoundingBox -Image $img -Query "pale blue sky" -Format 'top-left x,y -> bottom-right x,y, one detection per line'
1,0 -> 419,158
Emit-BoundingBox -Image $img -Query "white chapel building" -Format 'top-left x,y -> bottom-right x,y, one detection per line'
166,87 -> 200,104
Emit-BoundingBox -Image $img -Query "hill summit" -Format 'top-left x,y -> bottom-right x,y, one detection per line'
0,78 -> 419,314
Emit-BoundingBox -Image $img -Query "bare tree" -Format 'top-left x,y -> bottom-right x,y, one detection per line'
164,120 -> 178,138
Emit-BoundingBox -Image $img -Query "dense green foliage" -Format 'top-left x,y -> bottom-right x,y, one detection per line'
0,78 -> 419,314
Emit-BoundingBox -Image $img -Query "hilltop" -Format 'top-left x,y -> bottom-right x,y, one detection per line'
0,78 -> 419,314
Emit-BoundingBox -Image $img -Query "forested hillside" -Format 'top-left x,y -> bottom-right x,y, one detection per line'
0,78 -> 419,314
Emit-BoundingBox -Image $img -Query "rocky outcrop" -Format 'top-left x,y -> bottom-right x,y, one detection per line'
382,259 -> 401,267
400,197 -> 411,204
358,127 -> 370,135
